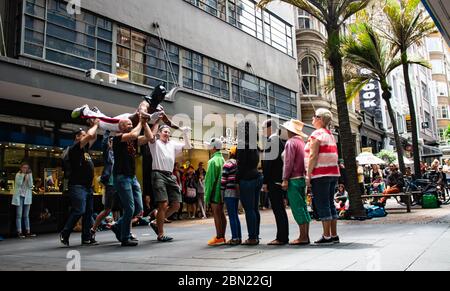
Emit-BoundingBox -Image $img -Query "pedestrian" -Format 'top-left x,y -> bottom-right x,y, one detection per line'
148,123 -> 192,242
184,166 -> 198,219
237,120 -> 263,246
262,119 -> 289,245
110,117 -> 152,246
60,120 -> 99,246
305,108 -> 341,245
197,172 -> 207,219
281,119 -> 310,245
12,162 -> 35,238
221,145 -> 241,245
205,138 -> 226,246
90,131 -> 117,240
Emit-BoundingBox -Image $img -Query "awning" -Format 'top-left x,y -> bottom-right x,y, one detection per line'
421,144 -> 443,158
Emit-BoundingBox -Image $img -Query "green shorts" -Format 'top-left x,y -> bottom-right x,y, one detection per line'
151,171 -> 182,203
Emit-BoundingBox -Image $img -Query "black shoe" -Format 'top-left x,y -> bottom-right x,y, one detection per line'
82,238 -> 99,246
60,233 -> 69,247
157,235 -> 173,242
25,232 -> 36,238
121,240 -> 138,247
331,236 -> 340,244
149,221 -> 159,236
111,224 -> 121,242
314,236 -> 334,245
130,233 -> 139,242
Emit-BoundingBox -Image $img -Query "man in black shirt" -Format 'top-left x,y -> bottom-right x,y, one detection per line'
262,119 -> 289,245
60,120 -> 99,246
110,116 -> 152,246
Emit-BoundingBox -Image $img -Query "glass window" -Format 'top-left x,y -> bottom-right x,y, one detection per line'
297,9 -> 310,29
22,0 -> 113,72
301,56 -> 318,95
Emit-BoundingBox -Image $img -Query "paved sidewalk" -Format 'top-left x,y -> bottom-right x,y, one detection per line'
1,204 -> 449,271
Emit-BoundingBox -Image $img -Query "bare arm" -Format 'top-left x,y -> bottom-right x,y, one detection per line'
307,138 -> 320,178
138,119 -> 152,146
162,113 -> 180,130
121,122 -> 143,142
80,119 -> 99,148
148,122 -> 159,144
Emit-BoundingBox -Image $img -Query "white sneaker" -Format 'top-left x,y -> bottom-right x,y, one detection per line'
71,105 -> 89,119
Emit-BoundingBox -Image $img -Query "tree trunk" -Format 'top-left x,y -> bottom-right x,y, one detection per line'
328,28 -> 366,218
383,90 -> 406,174
401,50 -> 421,178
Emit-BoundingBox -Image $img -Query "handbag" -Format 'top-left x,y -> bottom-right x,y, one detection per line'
186,187 -> 197,198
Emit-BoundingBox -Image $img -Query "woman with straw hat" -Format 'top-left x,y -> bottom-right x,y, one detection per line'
281,119 -> 311,245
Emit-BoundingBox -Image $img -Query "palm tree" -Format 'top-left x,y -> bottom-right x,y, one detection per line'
342,22 -> 429,175
258,0 -> 371,217
381,0 -> 437,178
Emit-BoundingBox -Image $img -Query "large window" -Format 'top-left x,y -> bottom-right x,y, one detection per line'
23,0 -> 113,72
116,26 -> 179,90
183,50 -> 229,99
186,0 -> 293,56
438,106 -> 449,119
297,9 -> 310,29
300,56 -> 318,95
231,68 -> 268,110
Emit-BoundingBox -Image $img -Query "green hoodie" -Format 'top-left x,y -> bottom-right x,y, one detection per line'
204,151 -> 225,204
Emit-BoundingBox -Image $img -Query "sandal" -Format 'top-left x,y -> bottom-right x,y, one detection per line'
157,235 -> 173,242
289,238 -> 310,245
267,239 -> 287,245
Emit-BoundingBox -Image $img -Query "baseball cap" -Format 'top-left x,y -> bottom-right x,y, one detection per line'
73,127 -> 84,137
205,137 -> 223,150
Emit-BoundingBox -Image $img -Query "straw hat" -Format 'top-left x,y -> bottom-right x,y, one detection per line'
281,119 -> 308,138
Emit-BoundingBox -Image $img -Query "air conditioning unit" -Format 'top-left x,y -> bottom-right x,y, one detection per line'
86,69 -> 117,85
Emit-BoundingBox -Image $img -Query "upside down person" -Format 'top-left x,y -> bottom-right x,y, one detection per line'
71,84 -> 184,132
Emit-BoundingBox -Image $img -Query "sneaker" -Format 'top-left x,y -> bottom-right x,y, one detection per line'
71,104 -> 88,119
25,232 -> 37,238
110,223 -> 121,242
157,235 -> 173,242
121,240 -> 138,247
207,237 -> 226,246
130,233 -> 139,242
227,239 -> 242,246
17,232 -> 26,239
314,236 -> 334,245
82,238 -> 99,246
331,236 -> 340,244
149,221 -> 159,235
60,233 -> 69,247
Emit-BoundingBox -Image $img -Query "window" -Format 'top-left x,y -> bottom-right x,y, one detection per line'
431,60 -> 445,74
439,106 -> 449,119
439,128 -> 446,142
396,113 -> 404,133
116,26 -> 179,90
422,82 -> 429,102
268,84 -> 297,118
297,9 -> 310,29
186,0 -> 293,56
183,51 -> 229,99
436,82 -> 449,96
300,56 -> 318,95
424,111 -> 431,130
22,0 -> 113,72
426,37 -> 443,52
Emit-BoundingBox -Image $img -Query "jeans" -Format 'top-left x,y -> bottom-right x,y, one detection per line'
268,182 -> 289,242
224,197 -> 241,240
239,175 -> 263,240
61,185 -> 94,241
114,175 -> 143,242
311,177 -> 338,221
16,196 -> 30,233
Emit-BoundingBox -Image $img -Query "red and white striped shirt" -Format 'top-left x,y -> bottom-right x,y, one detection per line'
304,128 -> 340,179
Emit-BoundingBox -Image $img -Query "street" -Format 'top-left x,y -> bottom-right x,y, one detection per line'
1,203 -> 449,271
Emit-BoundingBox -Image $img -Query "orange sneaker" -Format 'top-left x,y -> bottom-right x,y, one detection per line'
207,236 -> 226,246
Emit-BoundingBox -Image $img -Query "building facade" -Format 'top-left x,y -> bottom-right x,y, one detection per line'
0,0 -> 299,235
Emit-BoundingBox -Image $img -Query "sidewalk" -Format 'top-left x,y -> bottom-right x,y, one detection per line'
0,204 -> 449,271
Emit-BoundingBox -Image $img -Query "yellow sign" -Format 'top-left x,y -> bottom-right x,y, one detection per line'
362,147 -> 373,153
405,115 -> 411,121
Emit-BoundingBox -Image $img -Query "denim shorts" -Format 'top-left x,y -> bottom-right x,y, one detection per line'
311,176 -> 338,221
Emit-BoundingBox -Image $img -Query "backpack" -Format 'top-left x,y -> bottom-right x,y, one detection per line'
366,205 -> 387,218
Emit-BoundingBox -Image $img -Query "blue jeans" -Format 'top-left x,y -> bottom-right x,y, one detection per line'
61,185 -> 94,241
311,177 -> 338,221
114,175 -> 143,242
224,197 -> 241,240
239,175 -> 263,240
16,196 -> 30,233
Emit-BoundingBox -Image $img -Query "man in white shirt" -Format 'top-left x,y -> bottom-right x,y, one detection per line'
148,123 -> 192,242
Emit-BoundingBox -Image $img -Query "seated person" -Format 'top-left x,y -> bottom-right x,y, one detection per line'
370,164 -> 384,193
380,164 -> 404,203
334,184 -> 349,217
423,159 -> 446,187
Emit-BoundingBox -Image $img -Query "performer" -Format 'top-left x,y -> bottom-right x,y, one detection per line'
71,84 -> 181,131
